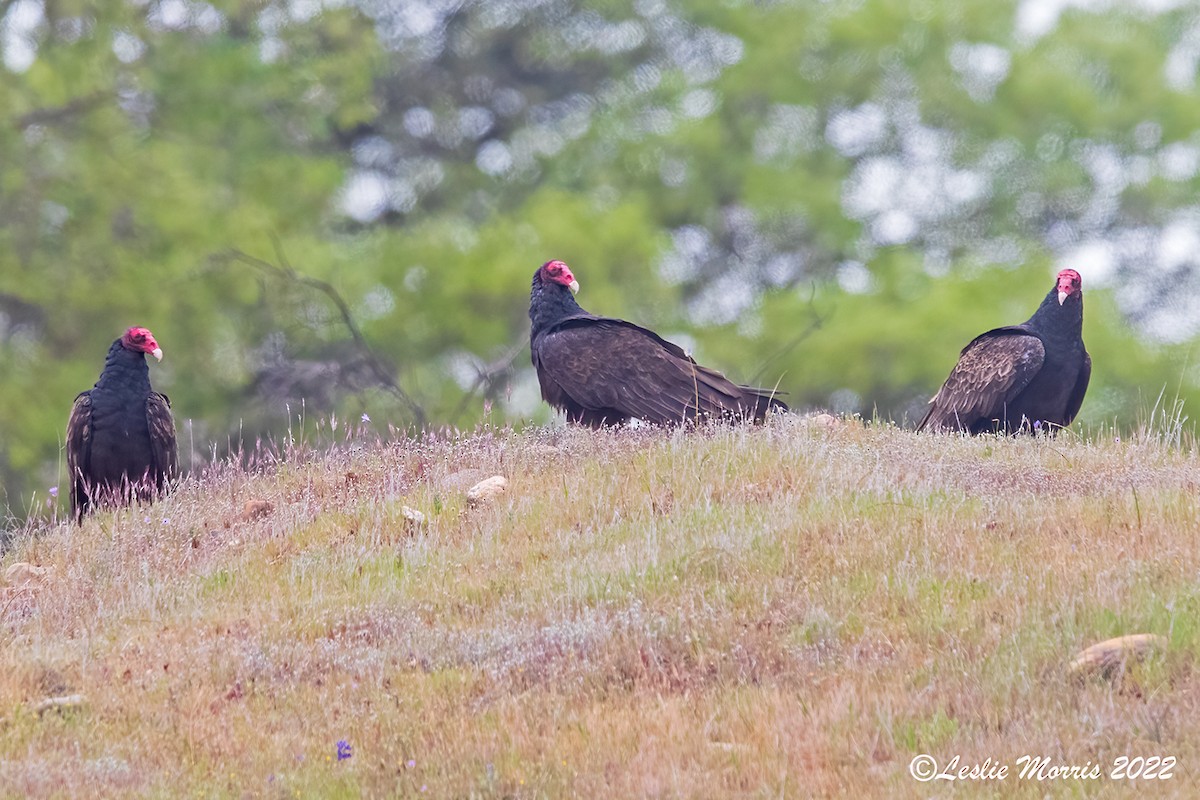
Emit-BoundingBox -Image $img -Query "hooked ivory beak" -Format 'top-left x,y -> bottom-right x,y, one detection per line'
568,279 -> 580,295
151,347 -> 163,361
1057,291 -> 1067,305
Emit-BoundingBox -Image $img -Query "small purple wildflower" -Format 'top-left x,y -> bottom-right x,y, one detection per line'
361,413 -> 371,423
48,486 -> 58,498
1033,420 -> 1042,431
406,759 -> 416,769
337,740 -> 352,761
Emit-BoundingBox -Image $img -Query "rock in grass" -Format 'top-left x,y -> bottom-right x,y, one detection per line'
1069,634 -> 1166,679
443,469 -> 489,492
33,694 -> 86,716
4,562 -> 52,587
466,476 -> 508,506
241,500 -> 275,521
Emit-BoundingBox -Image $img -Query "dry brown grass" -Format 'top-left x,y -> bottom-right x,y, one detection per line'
3,417 -> 1200,797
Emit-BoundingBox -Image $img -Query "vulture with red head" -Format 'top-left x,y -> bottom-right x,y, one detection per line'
529,260 -> 787,427
67,326 -> 178,521
918,269 -> 1091,434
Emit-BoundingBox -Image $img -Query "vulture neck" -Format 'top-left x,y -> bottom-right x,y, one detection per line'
93,338 -> 151,394
530,277 -> 586,339
1026,289 -> 1083,341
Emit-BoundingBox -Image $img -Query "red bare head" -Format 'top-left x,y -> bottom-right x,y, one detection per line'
540,260 -> 579,294
121,326 -> 163,361
1056,269 -> 1082,305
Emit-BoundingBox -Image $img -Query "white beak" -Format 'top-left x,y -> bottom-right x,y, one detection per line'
1057,291 -> 1067,305
151,347 -> 163,361
568,280 -> 580,295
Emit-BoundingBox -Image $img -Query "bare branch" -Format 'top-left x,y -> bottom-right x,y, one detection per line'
448,338 -> 528,425
219,246 -> 428,427
0,0 -> 21,22
749,282 -> 829,385
13,91 -> 112,131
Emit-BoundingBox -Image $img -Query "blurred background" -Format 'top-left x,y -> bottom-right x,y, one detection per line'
2,0 -> 1199,519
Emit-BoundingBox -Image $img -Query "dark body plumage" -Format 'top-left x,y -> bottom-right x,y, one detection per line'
67,331 -> 178,521
529,261 -> 787,427
918,270 -> 1091,434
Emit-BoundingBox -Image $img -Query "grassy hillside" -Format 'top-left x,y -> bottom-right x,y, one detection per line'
2,417 -> 1200,798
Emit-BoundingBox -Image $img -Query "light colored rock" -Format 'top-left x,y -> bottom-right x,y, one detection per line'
4,562 -> 51,587
466,475 -> 508,506
33,694 -> 86,715
809,413 -> 839,428
1069,634 -> 1167,678
241,499 -> 275,521
443,469 -> 489,492
401,506 -> 426,528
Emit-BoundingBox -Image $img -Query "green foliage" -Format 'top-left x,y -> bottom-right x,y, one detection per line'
3,0 -> 1200,517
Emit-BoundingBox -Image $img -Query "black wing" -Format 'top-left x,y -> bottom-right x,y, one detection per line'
147,392 -> 178,490
66,392 -> 93,521
1062,350 -> 1091,426
918,329 -> 1046,432
534,318 -> 782,427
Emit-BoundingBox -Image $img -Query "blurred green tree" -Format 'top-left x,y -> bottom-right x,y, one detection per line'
2,0 -> 1199,519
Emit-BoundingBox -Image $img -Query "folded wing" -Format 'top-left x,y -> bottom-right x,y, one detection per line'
66,392 -> 94,520
535,319 -> 784,427
147,392 -> 178,489
918,330 -> 1046,432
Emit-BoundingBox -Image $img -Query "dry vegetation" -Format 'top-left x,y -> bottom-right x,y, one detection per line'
3,415 -> 1200,798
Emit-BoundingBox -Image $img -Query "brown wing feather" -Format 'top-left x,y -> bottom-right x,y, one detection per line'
1062,351 -> 1091,426
66,392 -> 93,521
919,332 -> 1046,432
146,392 -> 178,489
535,320 -> 768,426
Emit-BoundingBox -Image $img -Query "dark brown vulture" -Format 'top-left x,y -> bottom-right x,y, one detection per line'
529,260 -> 787,427
918,269 -> 1091,435
67,326 -> 178,521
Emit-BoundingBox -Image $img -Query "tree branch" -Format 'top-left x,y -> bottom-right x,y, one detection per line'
749,282 -> 829,385
0,0 -> 21,23
447,338 -> 528,425
12,91 -> 112,131
219,245 -> 427,427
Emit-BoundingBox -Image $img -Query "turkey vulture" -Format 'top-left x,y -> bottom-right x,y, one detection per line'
67,326 -> 178,521
529,260 -> 787,427
918,269 -> 1090,434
